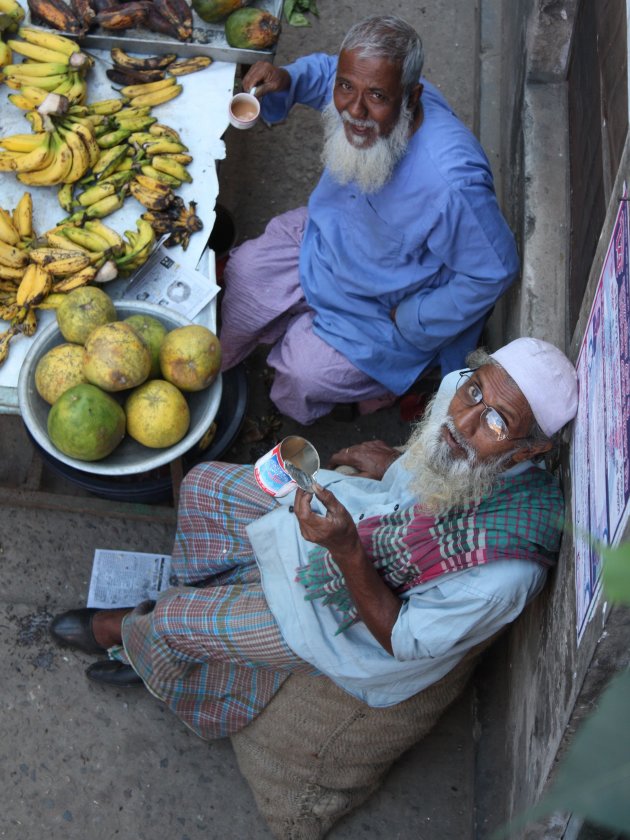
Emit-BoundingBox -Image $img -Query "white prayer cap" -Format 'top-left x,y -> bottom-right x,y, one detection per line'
490,337 -> 578,437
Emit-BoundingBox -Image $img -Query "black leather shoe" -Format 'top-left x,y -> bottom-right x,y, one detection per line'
50,608 -> 107,654
86,661 -> 143,687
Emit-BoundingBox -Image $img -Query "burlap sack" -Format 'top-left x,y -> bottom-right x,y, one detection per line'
230,651 -> 480,840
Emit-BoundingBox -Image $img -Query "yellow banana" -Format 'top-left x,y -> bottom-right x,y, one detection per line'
129,180 -> 174,211
28,248 -> 91,276
34,292 -> 66,309
81,191 -> 126,219
120,76 -> 176,99
77,182 -> 116,207
161,152 -> 193,165
17,132 -> 73,187
52,265 -> 97,292
129,84 -> 182,109
25,111 -> 46,133
0,208 -> 21,246
114,115 -> 157,132
143,139 -> 188,156
0,151 -> 23,172
16,84 -> 50,105
133,173 -> 173,195
151,155 -> 192,183
60,225 -> 111,252
6,39 -> 71,65
57,182 -> 75,213
7,93 -> 41,110
8,133 -> 55,174
64,121 -> 100,168
6,72 -> 70,91
0,239 -> 29,268
83,220 -> 124,251
129,131 -> 157,145
18,27 -> 80,58
16,263 -> 52,306
64,72 -> 87,105
58,125 -> 91,183
140,164 -> 181,186
52,76 -> 74,97
96,128 -> 132,149
0,132 -> 48,153
0,327 -> 18,363
148,123 -> 182,141
115,219 -> 155,268
3,61 -> 69,77
92,144 -> 129,180
13,193 -> 33,239
0,41 -> 13,71
88,98 -> 125,115
0,264 -> 25,281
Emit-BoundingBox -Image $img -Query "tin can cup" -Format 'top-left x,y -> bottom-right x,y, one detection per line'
228,87 -> 260,130
254,435 -> 320,498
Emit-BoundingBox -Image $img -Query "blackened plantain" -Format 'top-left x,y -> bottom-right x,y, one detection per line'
110,47 -> 177,71
70,0 -> 95,30
96,1 -> 150,30
152,0 -> 192,41
106,65 -> 166,85
143,4 -> 180,39
27,0 -> 83,33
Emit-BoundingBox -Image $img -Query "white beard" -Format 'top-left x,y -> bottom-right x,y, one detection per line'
321,99 -> 413,194
404,393 -> 517,514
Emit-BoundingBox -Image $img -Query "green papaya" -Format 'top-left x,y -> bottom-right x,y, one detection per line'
224,8 -> 281,49
191,0 -> 250,24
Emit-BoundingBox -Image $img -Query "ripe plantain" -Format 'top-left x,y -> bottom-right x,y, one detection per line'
167,56 -> 212,76
120,75 -> 176,98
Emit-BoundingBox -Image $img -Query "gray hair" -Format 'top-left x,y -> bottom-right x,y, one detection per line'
465,347 -> 558,451
340,15 -> 424,97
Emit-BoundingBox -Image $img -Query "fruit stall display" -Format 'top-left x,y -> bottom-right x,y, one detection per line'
0,3 -> 240,408
23,0 -> 283,62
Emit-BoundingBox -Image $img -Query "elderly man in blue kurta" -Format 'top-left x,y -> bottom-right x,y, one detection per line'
219,15 -> 519,424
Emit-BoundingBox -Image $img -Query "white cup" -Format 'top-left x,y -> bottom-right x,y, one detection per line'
228,87 -> 260,130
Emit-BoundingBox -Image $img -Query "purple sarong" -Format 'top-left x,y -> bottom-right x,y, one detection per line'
120,462 -> 318,740
220,207 -> 393,424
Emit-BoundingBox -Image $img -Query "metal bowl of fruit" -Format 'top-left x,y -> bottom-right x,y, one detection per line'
18,300 -> 222,476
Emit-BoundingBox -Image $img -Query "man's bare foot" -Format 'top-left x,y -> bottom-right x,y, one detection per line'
92,608 -> 132,648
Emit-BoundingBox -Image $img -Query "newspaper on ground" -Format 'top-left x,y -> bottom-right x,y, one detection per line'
87,549 -> 174,609
122,246 -> 220,321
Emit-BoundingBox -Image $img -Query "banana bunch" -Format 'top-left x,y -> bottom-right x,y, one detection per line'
142,198 -> 202,251
0,0 -> 24,35
4,27 -> 91,106
0,124 -> 93,186
0,193 -> 33,289
113,218 -> 155,274
30,223 -> 120,290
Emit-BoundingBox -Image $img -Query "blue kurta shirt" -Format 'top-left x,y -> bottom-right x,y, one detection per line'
261,54 -> 520,393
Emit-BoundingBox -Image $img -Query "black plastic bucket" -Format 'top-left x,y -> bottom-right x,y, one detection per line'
33,364 -> 248,504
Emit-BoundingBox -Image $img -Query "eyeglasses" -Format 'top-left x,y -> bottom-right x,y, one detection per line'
455,369 -> 527,443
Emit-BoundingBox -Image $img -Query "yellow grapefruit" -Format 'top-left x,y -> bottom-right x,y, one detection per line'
125,379 -> 190,448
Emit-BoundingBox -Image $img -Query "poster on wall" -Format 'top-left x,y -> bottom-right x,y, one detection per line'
571,194 -> 630,643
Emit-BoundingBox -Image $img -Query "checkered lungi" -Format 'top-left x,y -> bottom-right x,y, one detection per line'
119,462 -> 319,740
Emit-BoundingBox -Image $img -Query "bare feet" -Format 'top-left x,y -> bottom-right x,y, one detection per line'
92,608 -> 132,648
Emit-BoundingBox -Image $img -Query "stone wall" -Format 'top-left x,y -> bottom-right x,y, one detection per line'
474,1 -> 629,835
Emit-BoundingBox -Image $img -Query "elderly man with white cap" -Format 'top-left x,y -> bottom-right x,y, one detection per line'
50,338 -> 578,741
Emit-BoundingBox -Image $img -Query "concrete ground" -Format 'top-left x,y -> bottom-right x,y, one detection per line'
0,1 -> 487,838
